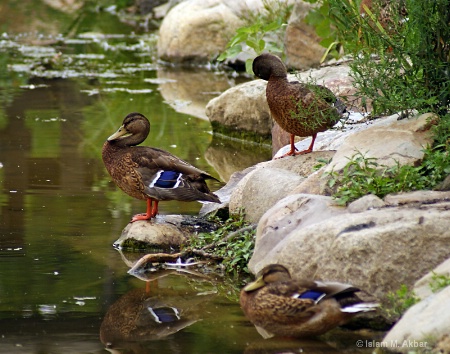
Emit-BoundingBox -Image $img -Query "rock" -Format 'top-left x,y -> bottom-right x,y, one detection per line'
229,167 -> 304,223
383,286 -> 450,352
228,153 -> 333,222
347,194 -> 386,213
271,121 -> 291,156
291,168 -> 325,195
284,1 -> 326,70
199,166 -> 256,217
248,191 -> 450,303
435,334 -> 450,354
436,174 -> 450,191
249,193 -> 346,270
206,79 -> 272,140
414,258 -> 450,300
324,112 -> 436,174
157,0 -> 243,64
384,190 -> 450,207
113,215 -> 219,250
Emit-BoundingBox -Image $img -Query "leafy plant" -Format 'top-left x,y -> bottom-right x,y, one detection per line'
429,272 -> 450,293
327,147 -> 450,206
328,0 -> 450,116
217,0 -> 293,73
188,211 -> 256,275
385,284 -> 420,318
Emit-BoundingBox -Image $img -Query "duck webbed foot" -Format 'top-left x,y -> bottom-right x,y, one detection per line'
130,198 -> 159,222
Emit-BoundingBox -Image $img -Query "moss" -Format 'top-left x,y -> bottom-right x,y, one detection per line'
120,239 -> 179,253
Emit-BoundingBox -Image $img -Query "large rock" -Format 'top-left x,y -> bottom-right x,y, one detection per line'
249,193 -> 346,268
206,79 -> 272,139
323,112 -> 436,174
228,152 -> 335,222
414,257 -> 450,300
248,191 -> 450,303
230,167 -> 304,223
272,112 -> 436,194
157,0 -> 243,64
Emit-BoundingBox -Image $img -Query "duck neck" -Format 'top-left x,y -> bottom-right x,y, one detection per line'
110,133 -> 146,148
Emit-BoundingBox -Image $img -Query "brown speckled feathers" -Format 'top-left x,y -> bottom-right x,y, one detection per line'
240,264 -> 378,338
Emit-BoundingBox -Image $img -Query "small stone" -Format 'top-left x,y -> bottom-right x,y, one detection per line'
347,194 -> 385,213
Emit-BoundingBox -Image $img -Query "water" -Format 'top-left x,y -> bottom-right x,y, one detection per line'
0,3 -> 381,353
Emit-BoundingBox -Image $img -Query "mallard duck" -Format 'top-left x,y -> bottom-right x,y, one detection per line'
252,53 -> 346,158
102,112 -> 220,222
240,264 -> 378,338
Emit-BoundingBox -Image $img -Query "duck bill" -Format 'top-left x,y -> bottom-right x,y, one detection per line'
243,276 -> 265,292
107,125 -> 130,141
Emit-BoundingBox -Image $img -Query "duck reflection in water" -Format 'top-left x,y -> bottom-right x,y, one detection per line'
100,287 -> 197,349
100,262 -> 215,353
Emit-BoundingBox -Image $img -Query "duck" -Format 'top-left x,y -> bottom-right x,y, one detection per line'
252,53 -> 346,158
240,264 -> 378,338
102,112 -> 220,222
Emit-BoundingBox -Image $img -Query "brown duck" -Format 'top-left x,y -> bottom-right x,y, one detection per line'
253,53 -> 346,158
240,264 -> 378,338
102,112 -> 220,222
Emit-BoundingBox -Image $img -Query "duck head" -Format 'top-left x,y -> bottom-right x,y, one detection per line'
243,264 -> 292,292
107,112 -> 150,147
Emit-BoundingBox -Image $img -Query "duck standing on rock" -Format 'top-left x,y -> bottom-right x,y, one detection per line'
253,53 -> 347,158
102,112 -> 220,222
240,264 -> 378,338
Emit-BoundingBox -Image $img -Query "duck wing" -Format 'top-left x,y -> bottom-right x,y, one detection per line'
132,146 -> 220,202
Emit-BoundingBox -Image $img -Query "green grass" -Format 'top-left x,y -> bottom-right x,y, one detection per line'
187,211 -> 256,275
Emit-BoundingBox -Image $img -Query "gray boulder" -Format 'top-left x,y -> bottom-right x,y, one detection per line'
248,191 -> 450,303
157,0 -> 243,64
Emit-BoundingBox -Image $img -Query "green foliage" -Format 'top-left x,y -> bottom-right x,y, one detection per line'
328,146 -> 450,205
188,212 -> 256,275
304,0 -> 346,60
385,284 -> 420,318
326,0 -> 450,116
429,272 -> 450,293
313,157 -> 333,170
217,0 -> 292,73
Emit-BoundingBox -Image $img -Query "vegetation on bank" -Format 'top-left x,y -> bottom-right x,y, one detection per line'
187,211 -> 256,275
219,0 -> 450,206
206,0 -> 450,278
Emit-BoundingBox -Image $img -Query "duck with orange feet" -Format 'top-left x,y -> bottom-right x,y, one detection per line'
102,112 -> 220,222
253,53 -> 347,158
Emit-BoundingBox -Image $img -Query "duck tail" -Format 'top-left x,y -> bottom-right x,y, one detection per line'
341,302 -> 379,313
334,97 -> 347,116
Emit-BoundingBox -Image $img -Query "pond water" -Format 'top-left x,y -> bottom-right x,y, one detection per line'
0,2 -> 383,353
